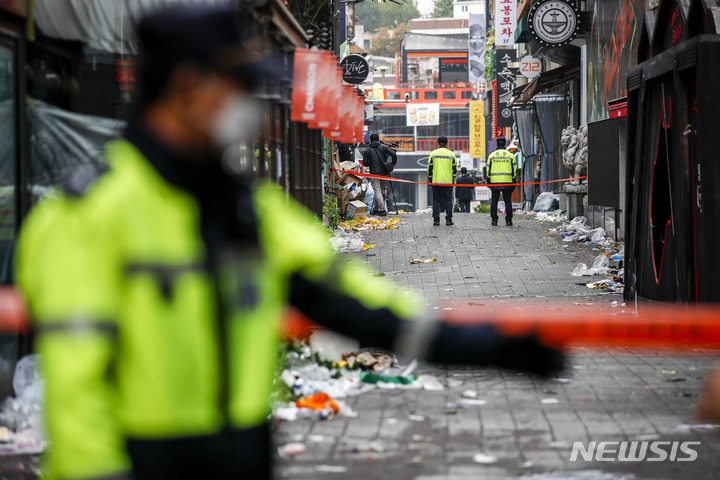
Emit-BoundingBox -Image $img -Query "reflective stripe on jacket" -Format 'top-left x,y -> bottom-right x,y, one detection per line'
486,148 -> 517,184
16,138 -> 423,480
427,147 -> 457,184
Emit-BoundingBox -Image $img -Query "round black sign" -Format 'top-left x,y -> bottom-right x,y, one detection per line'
528,0 -> 580,48
340,54 -> 369,84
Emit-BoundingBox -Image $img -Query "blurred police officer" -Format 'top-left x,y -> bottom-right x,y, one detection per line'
428,136 -> 457,226
485,136 -> 518,226
455,166 -> 475,213
16,5 -> 563,480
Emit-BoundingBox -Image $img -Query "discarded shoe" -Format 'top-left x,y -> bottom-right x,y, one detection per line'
506,219 -> 513,226
446,219 -> 454,226
491,219 -> 498,226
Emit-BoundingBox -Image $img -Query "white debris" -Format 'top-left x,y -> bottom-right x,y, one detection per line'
473,452 -> 498,464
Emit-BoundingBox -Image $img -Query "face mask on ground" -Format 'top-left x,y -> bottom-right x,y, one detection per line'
209,92 -> 261,150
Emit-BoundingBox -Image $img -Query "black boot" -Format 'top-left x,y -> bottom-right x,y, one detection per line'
433,218 -> 440,226
491,219 -> 498,226
446,218 -> 454,226
506,218 -> 513,226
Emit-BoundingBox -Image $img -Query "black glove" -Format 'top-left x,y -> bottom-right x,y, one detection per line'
428,324 -> 566,378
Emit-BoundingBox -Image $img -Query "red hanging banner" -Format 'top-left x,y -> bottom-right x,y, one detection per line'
307,52 -> 340,129
291,49 -> 333,125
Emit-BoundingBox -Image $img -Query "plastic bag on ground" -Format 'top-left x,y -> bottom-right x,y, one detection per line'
589,254 -> 610,274
329,233 -> 364,252
588,228 -> 606,243
571,263 -> 589,276
533,192 -> 560,212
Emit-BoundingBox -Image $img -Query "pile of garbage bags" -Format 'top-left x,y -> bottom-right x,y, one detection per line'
0,355 -> 47,455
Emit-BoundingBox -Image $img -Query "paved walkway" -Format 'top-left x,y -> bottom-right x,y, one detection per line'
275,211 -> 720,480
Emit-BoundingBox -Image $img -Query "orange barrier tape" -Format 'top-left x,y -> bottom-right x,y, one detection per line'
441,301 -> 720,351
332,169 -> 588,188
282,301 -> 720,352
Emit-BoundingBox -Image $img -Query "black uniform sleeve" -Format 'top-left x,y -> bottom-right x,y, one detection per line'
288,273 -> 565,377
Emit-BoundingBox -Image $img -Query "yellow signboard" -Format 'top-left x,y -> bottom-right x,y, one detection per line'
469,101 -> 485,159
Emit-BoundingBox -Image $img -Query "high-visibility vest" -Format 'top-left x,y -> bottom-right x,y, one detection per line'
486,148 -> 517,184
16,138 -> 422,480
427,147 -> 457,184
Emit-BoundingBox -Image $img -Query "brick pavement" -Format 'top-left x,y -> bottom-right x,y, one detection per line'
275,212 -> 720,480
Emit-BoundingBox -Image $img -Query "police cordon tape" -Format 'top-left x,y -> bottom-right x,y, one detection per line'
283,301 -> 720,352
332,169 -> 588,188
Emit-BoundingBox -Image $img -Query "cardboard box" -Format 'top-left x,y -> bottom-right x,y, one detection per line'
346,200 -> 367,218
346,182 -> 363,200
339,161 -> 362,173
334,187 -> 349,214
339,172 -> 363,189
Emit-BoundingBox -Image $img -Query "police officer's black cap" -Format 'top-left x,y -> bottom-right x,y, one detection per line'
438,136 -> 448,144
496,136 -> 506,146
138,5 -> 283,91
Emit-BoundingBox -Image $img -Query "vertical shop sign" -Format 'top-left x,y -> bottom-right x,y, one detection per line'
469,101 -> 486,158
495,49 -> 517,128
495,0 -> 517,46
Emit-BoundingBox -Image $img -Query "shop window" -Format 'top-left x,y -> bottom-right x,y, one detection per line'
461,91 -> 474,99
424,91 -> 438,99
443,91 -> 456,99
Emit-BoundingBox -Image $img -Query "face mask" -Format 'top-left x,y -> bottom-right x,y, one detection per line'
209,92 -> 262,150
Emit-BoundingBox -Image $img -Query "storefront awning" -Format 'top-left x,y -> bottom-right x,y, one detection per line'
504,64 -> 580,105
33,0 -> 307,54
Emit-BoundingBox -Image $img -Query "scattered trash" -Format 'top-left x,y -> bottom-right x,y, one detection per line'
329,233 -> 365,252
277,442 -> 307,457
415,375 -> 444,391
533,192 -> 560,212
571,254 -> 612,276
359,371 -> 415,385
541,398 -> 559,404
0,355 -> 46,454
461,390 -> 478,398
415,208 -> 433,214
410,257 -> 437,264
473,452 -> 498,464
584,279 -> 624,294
408,414 -> 426,422
338,216 -> 401,231
361,243 -> 376,251
459,399 -> 487,406
296,393 -> 339,413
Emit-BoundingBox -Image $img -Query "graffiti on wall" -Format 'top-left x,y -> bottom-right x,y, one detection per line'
587,0 -> 644,122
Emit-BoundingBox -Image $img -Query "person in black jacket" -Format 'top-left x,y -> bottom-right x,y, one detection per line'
455,167 -> 474,213
362,133 -> 397,216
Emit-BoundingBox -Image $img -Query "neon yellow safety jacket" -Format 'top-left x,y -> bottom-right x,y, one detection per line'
16,138 -> 423,480
427,147 -> 457,184
486,148 -> 518,184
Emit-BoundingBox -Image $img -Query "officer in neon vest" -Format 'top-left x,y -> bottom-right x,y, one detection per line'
485,136 -> 518,226
427,136 -> 458,226
15,6 -> 564,480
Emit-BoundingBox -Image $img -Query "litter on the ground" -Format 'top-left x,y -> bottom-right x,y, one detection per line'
410,257 -> 437,264
295,393 -> 339,412
473,452 -> 499,464
277,442 -> 306,457
338,216 -> 401,231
